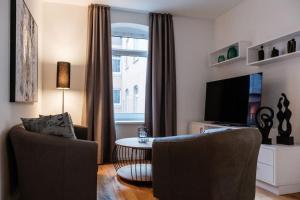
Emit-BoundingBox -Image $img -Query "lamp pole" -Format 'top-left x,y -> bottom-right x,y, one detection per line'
62,89 -> 65,113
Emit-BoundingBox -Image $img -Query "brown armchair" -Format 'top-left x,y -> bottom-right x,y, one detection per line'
152,128 -> 261,200
8,125 -> 97,200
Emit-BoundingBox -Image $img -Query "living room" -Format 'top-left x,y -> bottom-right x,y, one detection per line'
1,0 -> 300,199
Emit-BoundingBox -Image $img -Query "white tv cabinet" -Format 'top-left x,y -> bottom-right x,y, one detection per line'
189,121 -> 300,195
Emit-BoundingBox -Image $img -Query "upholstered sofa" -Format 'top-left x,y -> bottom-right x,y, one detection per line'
152,128 -> 261,200
8,125 -> 98,200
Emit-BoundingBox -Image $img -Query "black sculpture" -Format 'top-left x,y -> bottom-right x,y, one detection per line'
276,93 -> 294,145
255,107 -> 274,144
271,47 -> 279,57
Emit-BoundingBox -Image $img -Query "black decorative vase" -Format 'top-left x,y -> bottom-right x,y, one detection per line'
288,40 -> 293,53
255,107 -> 274,145
276,93 -> 294,145
292,39 -> 297,52
271,47 -> 279,57
258,46 -> 265,61
288,39 -> 296,53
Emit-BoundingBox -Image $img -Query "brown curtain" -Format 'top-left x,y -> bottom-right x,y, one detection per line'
145,13 -> 177,137
85,4 -> 116,164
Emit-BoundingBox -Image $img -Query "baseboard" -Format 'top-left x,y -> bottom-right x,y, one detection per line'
256,180 -> 300,195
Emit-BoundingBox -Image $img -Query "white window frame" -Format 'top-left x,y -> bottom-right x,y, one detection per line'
112,49 -> 148,58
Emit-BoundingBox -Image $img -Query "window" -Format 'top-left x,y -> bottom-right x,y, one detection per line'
113,89 -> 121,104
112,56 -> 121,73
112,23 -> 148,122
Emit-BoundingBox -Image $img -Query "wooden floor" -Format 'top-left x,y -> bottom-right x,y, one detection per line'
98,164 -> 300,200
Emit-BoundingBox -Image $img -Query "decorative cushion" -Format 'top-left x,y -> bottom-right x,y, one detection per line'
21,116 -> 51,133
41,113 -> 76,139
21,113 -> 76,139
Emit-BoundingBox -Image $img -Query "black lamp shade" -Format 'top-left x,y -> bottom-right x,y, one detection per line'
56,62 -> 71,89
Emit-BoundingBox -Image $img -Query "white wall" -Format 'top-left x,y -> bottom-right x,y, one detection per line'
212,0 -> 300,142
174,16 -> 213,134
111,9 -> 148,26
0,0 -> 43,199
41,2 -> 88,124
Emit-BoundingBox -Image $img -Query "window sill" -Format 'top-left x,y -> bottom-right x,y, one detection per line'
115,121 -> 145,125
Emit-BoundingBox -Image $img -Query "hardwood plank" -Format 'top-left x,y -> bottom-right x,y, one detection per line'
97,164 -> 300,200
98,164 -> 155,200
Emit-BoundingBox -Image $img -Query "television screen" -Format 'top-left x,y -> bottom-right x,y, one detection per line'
204,73 -> 262,126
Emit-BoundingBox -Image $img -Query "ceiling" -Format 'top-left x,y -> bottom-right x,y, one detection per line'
44,0 -> 244,19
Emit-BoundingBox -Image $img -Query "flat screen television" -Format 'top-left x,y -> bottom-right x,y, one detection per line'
204,73 -> 262,126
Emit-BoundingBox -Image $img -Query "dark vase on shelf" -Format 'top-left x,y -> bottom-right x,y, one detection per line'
288,40 -> 292,53
227,46 -> 238,59
271,47 -> 279,57
288,39 -> 296,53
292,39 -> 296,52
258,46 -> 265,61
218,55 -> 225,63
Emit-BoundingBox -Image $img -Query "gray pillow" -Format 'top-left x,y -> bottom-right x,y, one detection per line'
21,113 -> 76,139
21,116 -> 51,133
41,113 -> 76,139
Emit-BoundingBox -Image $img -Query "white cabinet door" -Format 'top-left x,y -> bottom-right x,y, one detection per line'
258,147 -> 274,166
257,163 -> 274,185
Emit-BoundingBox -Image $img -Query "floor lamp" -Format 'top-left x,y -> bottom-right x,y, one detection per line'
56,61 -> 71,113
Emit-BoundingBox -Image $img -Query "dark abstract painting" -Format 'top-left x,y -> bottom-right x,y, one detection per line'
10,0 -> 38,103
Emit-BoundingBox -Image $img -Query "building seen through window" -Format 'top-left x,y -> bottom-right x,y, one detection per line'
112,56 -> 121,73
112,23 -> 148,122
113,89 -> 121,104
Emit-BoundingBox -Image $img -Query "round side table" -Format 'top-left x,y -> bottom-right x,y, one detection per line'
112,137 -> 154,182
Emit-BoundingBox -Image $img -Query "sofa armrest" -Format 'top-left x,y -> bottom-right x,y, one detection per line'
74,125 -> 89,140
9,126 -> 98,200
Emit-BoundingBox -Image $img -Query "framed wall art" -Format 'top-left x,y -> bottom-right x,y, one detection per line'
10,0 -> 38,103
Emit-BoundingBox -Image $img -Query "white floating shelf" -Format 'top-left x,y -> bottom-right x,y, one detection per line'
210,41 -> 251,67
247,30 -> 300,66
248,51 -> 300,66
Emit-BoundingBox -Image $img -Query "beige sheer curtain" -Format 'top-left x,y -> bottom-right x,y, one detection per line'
145,13 -> 177,137
84,4 -> 116,164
